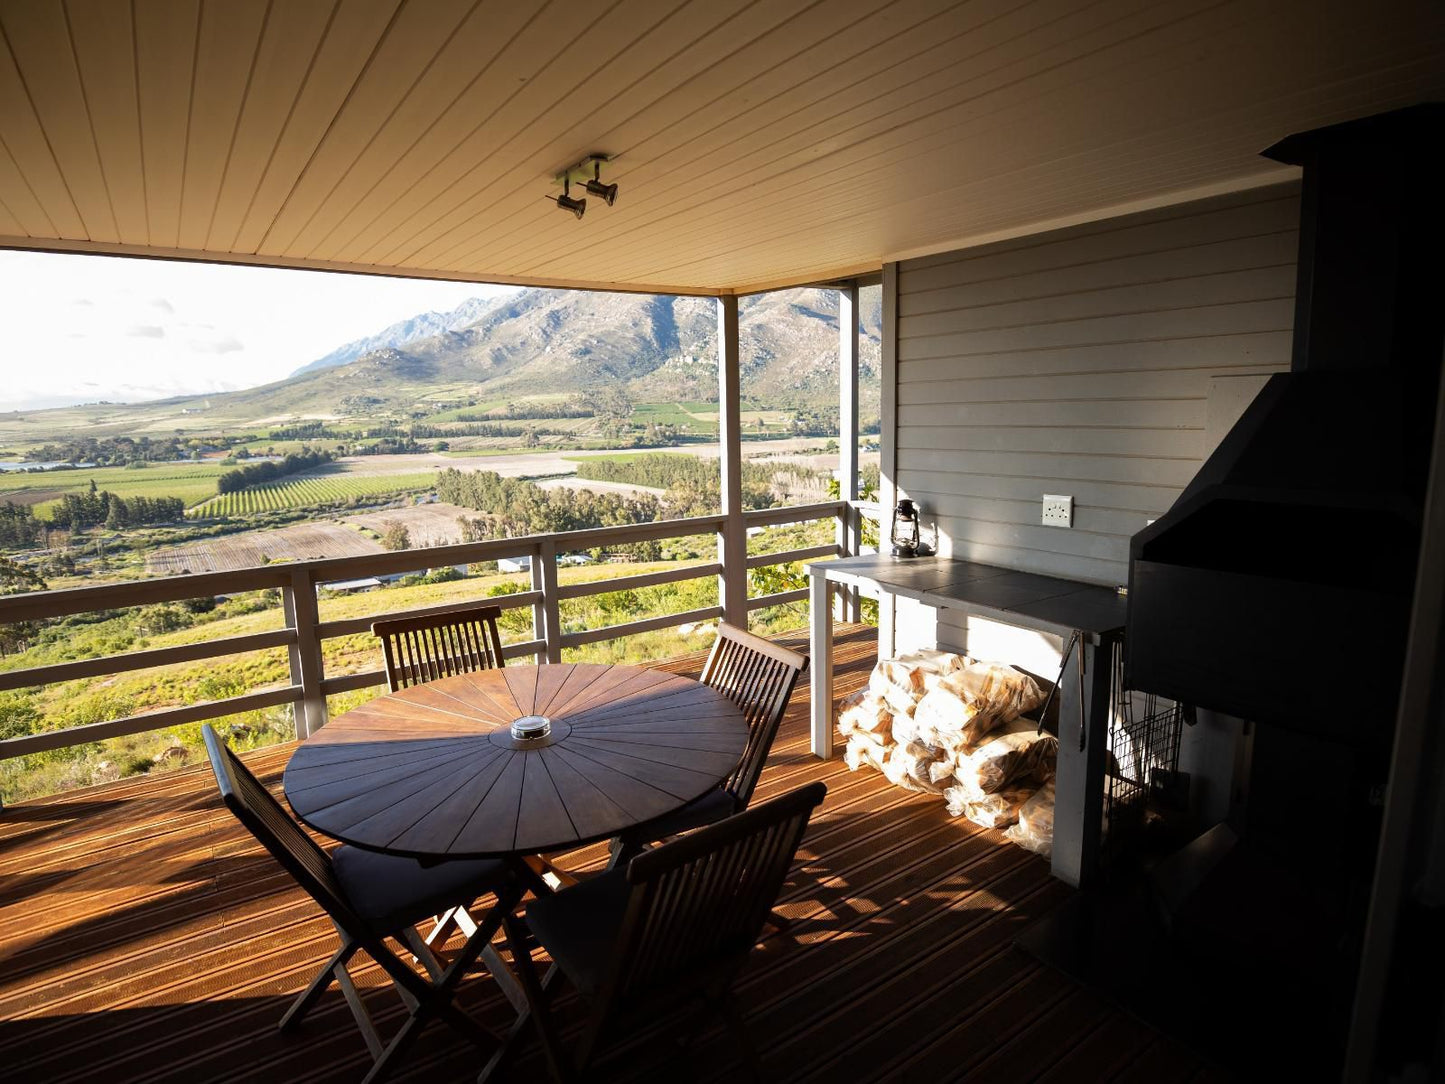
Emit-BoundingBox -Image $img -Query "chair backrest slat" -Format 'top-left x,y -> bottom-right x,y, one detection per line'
700,624 -> 806,808
605,782 -> 825,1006
372,602 -> 506,692
202,725 -> 357,929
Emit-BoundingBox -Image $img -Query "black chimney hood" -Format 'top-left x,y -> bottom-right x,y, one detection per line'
1125,105 -> 1444,742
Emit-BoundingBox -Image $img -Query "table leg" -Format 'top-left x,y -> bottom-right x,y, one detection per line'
810,571 -> 834,759
1051,633 -> 1114,888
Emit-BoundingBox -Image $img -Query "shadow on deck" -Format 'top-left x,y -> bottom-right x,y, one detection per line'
0,624 -> 1221,1083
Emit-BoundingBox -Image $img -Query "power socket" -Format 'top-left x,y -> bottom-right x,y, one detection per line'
1042,494 -> 1073,527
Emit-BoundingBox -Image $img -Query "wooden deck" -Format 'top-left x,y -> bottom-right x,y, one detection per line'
0,625 -> 1224,1083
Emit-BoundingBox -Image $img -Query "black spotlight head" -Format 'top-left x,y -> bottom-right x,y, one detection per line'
555,193 -> 586,219
584,178 -> 618,206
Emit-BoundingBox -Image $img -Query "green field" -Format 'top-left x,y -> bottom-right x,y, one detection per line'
189,472 -> 438,517
629,402 -> 719,432
0,462 -> 229,512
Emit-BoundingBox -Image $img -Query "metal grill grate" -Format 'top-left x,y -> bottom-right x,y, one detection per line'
1104,643 -> 1185,865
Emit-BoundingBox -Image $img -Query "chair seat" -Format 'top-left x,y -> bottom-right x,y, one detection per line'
622,786 -> 739,846
521,868 -> 632,995
332,846 -> 511,932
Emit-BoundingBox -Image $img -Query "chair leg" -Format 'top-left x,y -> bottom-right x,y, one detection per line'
762,909 -> 792,936
524,853 -> 579,890
355,885 -> 522,1082
280,938 -> 357,1032
720,991 -> 763,1084
482,915 -> 572,1084
400,925 -> 445,982
606,834 -> 643,871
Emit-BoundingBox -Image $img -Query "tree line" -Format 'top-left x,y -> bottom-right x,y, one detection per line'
435,468 -> 662,536
450,399 -> 594,422
0,503 -> 42,548
216,449 -> 331,494
53,487 -> 185,531
572,454 -> 780,516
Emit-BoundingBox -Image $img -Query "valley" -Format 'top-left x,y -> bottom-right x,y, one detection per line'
0,283 -> 881,802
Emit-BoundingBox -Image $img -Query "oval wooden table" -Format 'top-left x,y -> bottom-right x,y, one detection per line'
283,662 -> 748,863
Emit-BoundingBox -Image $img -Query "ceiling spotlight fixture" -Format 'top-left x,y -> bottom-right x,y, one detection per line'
583,160 -> 618,206
552,175 -> 586,219
549,154 -> 617,220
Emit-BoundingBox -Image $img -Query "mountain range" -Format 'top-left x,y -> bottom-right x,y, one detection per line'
252,286 -> 883,417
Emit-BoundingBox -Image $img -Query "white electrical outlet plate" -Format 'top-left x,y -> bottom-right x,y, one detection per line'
1042,494 -> 1073,527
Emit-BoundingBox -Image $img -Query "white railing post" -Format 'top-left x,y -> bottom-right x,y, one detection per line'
838,280 -> 861,623
536,539 -> 562,663
716,294 -> 748,628
283,568 -> 326,737
529,543 -> 548,665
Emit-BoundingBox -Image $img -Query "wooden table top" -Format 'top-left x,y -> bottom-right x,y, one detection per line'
283,663 -> 747,860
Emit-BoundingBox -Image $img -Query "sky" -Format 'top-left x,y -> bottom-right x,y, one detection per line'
0,251 -> 520,411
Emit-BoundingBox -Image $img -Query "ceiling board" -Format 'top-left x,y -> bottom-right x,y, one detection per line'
0,0 -> 1440,294
0,1 -> 118,242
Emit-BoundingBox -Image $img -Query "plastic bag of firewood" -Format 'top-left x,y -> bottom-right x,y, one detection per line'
953,662 -> 1046,726
888,709 -> 925,747
837,690 -> 892,739
895,649 -> 970,674
953,719 -> 1059,795
883,740 -> 950,793
1005,781 -> 1055,856
868,651 -> 970,706
869,659 -> 928,700
912,681 -> 987,750
844,733 -> 889,773
915,663 -> 1045,748
880,682 -> 919,720
944,782 -> 1037,829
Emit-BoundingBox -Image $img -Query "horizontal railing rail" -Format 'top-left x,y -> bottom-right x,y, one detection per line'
0,501 -> 848,767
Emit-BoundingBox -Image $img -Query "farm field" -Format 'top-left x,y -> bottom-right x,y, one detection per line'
188,471 -> 437,517
344,502 -> 480,547
0,462 -> 228,510
147,521 -> 382,574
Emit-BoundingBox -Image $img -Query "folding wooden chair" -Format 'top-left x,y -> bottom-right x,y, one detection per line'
203,725 -> 521,1084
371,601 -> 506,691
489,781 -> 827,1083
609,623 -> 807,866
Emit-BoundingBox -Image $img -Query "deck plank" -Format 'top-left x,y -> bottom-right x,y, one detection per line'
0,624 -> 1216,1083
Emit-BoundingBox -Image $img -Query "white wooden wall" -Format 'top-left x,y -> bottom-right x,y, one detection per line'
886,182 -> 1300,662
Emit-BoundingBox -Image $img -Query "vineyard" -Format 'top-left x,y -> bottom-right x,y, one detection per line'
1,463 -> 228,513
189,471 -> 437,518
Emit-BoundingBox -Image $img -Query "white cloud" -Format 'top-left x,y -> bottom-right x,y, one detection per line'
190,333 -> 243,354
0,252 -> 521,409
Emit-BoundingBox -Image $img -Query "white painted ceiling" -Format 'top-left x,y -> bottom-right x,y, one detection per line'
0,0 -> 1442,295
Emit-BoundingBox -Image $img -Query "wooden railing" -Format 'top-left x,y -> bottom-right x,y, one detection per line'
0,501 -> 847,760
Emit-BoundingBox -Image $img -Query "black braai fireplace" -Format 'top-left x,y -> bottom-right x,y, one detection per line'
1022,104 -> 1444,1081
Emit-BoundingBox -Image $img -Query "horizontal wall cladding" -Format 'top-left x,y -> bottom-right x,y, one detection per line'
895,182 -> 1299,586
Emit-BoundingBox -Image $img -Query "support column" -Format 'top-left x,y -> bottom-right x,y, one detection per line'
716,295 -> 747,628
1051,634 -> 1115,887
837,281 -> 861,622
878,263 -> 900,656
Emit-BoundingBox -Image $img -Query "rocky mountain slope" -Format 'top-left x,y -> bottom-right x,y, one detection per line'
274,286 -> 882,414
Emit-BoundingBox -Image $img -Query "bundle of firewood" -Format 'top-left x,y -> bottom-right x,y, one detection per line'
838,651 -> 1058,856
